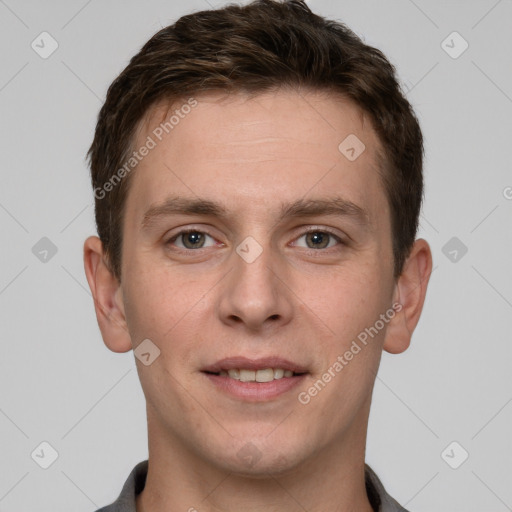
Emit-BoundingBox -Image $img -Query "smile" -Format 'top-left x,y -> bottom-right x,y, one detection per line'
201,356 -> 309,400
207,368 -> 303,382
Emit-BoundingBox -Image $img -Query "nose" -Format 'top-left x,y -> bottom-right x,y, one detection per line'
216,242 -> 294,332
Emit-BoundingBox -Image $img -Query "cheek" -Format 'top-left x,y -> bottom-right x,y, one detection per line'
299,267 -> 389,408
298,260 -> 391,343
122,265 -> 212,364
123,259 -> 193,326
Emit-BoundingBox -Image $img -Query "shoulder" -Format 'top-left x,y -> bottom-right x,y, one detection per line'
93,460 -> 149,512
365,464 -> 410,512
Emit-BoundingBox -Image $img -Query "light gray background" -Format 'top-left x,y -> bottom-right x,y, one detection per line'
0,0 -> 511,511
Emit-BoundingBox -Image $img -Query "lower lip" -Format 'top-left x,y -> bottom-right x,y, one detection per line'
202,372 -> 307,401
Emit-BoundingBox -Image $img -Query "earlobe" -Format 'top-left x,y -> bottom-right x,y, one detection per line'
383,238 -> 433,354
83,236 -> 133,353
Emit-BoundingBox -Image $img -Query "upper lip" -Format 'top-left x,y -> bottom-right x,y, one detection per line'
202,356 -> 309,374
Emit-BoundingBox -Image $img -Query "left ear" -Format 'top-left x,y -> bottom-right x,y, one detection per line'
383,238 -> 433,354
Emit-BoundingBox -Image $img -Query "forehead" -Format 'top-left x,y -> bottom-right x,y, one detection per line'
138,87 -> 381,159
127,88 -> 388,227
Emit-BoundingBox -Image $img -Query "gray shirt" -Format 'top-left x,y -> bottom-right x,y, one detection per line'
95,460 -> 409,512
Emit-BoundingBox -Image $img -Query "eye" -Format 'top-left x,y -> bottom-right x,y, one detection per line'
168,230 -> 217,250
292,229 -> 342,250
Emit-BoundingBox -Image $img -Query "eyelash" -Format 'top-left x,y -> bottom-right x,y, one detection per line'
165,227 -> 345,253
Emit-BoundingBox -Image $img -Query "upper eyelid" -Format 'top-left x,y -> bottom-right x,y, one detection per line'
288,225 -> 346,245
297,226 -> 342,237
291,228 -> 344,247
168,229 -> 217,246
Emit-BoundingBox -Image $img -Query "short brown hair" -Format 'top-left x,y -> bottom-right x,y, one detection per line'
87,0 -> 424,282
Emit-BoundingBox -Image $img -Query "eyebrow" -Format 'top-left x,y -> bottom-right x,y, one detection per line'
141,195 -> 371,230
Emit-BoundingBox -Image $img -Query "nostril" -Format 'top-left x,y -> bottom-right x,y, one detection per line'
269,314 -> 279,320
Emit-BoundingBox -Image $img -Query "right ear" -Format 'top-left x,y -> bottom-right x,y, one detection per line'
83,235 -> 132,353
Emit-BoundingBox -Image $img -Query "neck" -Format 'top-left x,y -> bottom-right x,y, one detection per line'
136,406 -> 374,512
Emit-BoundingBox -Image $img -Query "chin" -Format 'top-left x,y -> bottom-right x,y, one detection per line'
206,437 -> 306,478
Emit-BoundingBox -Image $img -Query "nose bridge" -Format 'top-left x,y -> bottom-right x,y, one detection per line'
235,237 -> 276,290
217,235 -> 293,329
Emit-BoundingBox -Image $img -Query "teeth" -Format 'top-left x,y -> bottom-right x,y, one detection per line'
255,368 -> 274,382
219,368 -> 299,382
227,369 -> 240,379
239,369 -> 256,382
273,368 -> 284,379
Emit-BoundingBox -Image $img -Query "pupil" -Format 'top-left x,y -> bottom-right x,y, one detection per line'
185,232 -> 204,248
307,232 -> 328,249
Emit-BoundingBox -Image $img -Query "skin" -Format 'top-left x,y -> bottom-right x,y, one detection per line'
84,88 -> 432,512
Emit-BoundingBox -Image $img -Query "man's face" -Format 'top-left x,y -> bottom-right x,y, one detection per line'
118,89 -> 398,474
